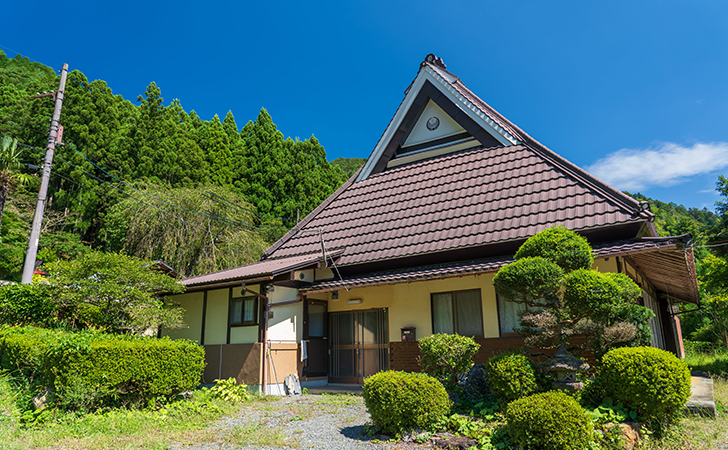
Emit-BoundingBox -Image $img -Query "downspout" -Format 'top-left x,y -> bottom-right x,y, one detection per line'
242,283 -> 270,394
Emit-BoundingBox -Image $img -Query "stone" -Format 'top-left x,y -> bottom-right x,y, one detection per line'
618,422 -> 642,450
461,364 -> 491,402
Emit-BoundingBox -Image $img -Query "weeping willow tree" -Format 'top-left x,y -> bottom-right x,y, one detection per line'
103,183 -> 271,277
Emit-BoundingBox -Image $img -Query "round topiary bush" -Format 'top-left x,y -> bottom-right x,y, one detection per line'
515,226 -> 593,272
362,371 -> 450,435
485,353 -> 540,406
506,391 -> 595,450
493,257 -> 564,305
418,333 -> 480,386
599,347 -> 691,422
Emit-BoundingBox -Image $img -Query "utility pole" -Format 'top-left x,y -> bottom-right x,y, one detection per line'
21,63 -> 69,284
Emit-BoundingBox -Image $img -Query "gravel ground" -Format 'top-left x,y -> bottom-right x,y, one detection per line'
172,394 -> 423,450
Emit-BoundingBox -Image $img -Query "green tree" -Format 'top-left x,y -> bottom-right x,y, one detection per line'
493,226 -> 652,357
46,251 -> 185,333
103,183 -> 268,277
331,157 -> 366,178
0,136 -> 32,231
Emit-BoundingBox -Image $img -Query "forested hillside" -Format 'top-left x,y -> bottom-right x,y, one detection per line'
0,52 -> 364,279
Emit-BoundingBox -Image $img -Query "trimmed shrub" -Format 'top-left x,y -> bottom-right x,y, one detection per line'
418,333 -> 480,386
515,226 -> 593,272
599,346 -> 691,422
506,391 -> 595,450
485,353 -> 540,406
0,326 -> 205,411
363,371 -> 450,435
493,257 -> 563,305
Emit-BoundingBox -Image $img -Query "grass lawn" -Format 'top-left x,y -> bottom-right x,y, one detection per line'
641,349 -> 728,449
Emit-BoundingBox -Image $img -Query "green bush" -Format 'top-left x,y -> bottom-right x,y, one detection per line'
485,353 -> 540,406
492,257 -> 563,305
506,391 -> 595,450
0,284 -> 59,328
514,225 -> 593,272
599,347 -> 691,422
418,333 -> 480,386
363,371 -> 450,435
0,326 -> 205,411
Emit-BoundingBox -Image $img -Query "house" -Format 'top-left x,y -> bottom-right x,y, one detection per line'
162,54 -> 699,393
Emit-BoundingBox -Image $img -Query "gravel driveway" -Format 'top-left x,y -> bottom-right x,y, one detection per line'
172,393 -> 422,450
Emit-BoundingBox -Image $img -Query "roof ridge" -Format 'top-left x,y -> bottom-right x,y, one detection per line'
262,167 -> 362,260
425,60 -> 652,221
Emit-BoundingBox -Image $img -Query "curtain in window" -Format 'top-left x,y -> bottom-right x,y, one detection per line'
230,298 -> 243,325
243,298 -> 256,323
498,296 -> 527,333
432,293 -> 454,334
455,290 -> 483,337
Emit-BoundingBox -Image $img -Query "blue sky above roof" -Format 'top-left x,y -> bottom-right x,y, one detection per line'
3,0 -> 727,210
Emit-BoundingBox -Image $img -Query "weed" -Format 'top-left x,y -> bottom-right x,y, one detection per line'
227,421 -> 297,448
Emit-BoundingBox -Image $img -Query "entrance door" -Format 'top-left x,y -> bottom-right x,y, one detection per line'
329,308 -> 389,384
304,299 -> 328,377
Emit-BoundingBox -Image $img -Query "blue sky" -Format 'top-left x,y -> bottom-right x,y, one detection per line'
3,1 -> 727,211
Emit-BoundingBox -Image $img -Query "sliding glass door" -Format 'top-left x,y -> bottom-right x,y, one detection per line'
329,309 -> 388,384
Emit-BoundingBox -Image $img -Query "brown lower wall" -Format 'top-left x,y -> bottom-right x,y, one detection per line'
267,343 -> 304,383
203,342 -> 304,386
390,335 -> 596,372
203,343 -> 263,385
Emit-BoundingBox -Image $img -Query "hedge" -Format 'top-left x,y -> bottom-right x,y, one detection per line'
0,326 -> 205,410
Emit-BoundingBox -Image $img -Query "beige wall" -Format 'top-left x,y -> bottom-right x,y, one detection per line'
593,256 -> 618,273
326,273 -> 500,339
205,288 -> 229,345
162,291 -> 204,342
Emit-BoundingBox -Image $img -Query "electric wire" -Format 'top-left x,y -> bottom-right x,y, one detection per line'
16,140 -> 297,231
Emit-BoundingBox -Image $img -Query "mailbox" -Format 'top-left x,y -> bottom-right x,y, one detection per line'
401,327 -> 416,342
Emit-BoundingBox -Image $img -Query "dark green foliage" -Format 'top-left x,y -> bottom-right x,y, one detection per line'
46,251 -> 185,333
418,333 -> 480,386
0,326 -> 204,411
485,353 -> 540,407
0,284 -> 58,327
0,53 -> 348,280
331,157 -> 366,178
514,225 -> 593,272
563,269 -> 624,319
505,391 -> 595,450
495,226 -> 650,354
493,257 -> 563,306
598,347 -> 691,423
363,371 -> 450,435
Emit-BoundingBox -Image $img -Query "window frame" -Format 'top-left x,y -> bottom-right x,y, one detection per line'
430,289 -> 484,338
229,295 -> 259,327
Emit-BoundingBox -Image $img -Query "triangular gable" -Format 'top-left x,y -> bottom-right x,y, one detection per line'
356,54 -> 519,181
263,54 -> 656,269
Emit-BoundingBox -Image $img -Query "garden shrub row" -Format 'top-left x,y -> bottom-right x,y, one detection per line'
0,326 -> 205,411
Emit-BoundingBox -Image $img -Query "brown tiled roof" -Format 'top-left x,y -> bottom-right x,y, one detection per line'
262,56 -> 654,268
265,144 -> 648,266
181,252 -> 338,287
302,237 -> 699,304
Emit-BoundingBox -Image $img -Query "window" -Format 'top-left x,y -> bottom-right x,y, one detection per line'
431,289 -> 483,337
230,296 -> 258,326
497,295 -> 541,335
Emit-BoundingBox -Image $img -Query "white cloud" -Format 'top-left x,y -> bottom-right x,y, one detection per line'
586,142 -> 728,191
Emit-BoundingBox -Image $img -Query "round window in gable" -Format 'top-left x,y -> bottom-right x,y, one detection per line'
426,116 -> 440,131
